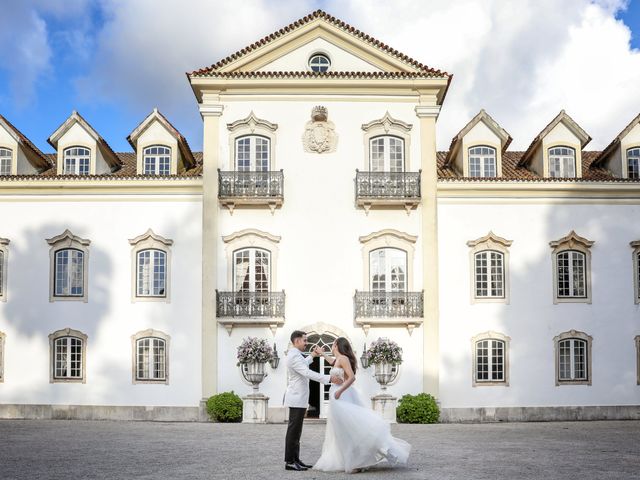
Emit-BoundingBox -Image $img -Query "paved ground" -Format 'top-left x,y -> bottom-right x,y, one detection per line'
0,420 -> 639,479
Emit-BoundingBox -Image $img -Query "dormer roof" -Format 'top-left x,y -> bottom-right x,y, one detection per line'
47,111 -> 122,170
445,109 -> 512,165
518,110 -> 591,167
591,112 -> 640,168
127,108 -> 196,169
0,114 -> 52,171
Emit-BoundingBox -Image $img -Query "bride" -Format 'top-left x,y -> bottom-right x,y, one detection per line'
313,337 -> 411,473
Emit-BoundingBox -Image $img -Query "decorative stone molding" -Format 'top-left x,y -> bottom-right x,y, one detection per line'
553,330 -> 593,386
471,331 -> 510,387
222,229 -> 281,245
361,112 -> 413,135
48,328 -> 88,384
227,111 -> 278,133
46,230 -> 90,303
131,329 -> 170,385
549,231 -> 594,304
414,105 -> 441,119
467,232 -> 513,304
631,241 -> 640,304
0,238 -> 9,302
302,106 -> 338,154
129,229 -> 173,303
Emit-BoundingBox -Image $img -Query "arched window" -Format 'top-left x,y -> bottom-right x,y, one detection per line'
54,249 -> 84,297
556,250 -> 586,298
131,329 -> 170,384
49,328 -> 87,383
369,136 -> 405,172
235,135 -> 269,172
468,146 -> 496,177
369,248 -> 407,292
474,250 -> 505,298
0,148 -> 12,175
308,53 -> 330,72
472,331 -> 510,386
137,249 -> 167,297
63,147 -> 90,175
548,146 -> 576,178
143,145 -> 171,175
554,330 -> 592,385
234,248 -> 270,292
627,148 -> 640,179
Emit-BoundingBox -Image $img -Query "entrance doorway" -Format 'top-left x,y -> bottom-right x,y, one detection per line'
303,332 -> 337,419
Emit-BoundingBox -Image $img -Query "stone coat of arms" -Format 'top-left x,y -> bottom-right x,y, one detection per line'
302,106 -> 338,154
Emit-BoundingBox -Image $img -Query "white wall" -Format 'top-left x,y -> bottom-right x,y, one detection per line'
0,195 -> 203,406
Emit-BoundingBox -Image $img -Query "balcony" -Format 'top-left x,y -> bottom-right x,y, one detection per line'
353,290 -> 423,335
355,170 -> 421,214
218,170 -> 284,214
216,290 -> 285,335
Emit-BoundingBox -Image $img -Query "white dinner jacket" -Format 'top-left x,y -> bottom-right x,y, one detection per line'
283,349 -> 331,408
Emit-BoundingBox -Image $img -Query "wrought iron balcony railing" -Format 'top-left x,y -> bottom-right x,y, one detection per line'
218,170 -> 284,199
216,290 -> 285,318
355,170 -> 421,200
354,291 -> 424,318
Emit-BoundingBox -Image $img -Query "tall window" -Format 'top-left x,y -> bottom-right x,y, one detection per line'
136,337 -> 166,381
48,328 -> 88,383
54,249 -> 84,297
475,339 -> 505,382
627,148 -> 640,179
235,135 -> 269,172
369,136 -> 404,172
0,148 -> 12,175
548,146 -> 576,178
554,330 -> 592,385
370,248 -> 407,292
234,248 -> 270,292
143,146 -> 171,175
474,251 -> 504,298
63,147 -> 90,175
468,146 -> 496,177
556,250 -> 586,298
137,249 -> 166,297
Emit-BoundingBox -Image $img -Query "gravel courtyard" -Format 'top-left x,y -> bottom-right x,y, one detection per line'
1,420 -> 639,480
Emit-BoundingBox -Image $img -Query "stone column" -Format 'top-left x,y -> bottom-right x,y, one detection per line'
416,104 -> 441,397
200,102 -> 224,410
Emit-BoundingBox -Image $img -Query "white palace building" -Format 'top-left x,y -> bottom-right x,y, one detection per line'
0,10 -> 639,422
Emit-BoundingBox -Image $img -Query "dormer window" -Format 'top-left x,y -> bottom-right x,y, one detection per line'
143,146 -> 171,175
63,147 -> 90,175
548,147 -> 576,178
0,148 -> 11,175
309,53 -> 330,72
627,148 -> 640,179
468,146 -> 496,177
370,135 -> 404,172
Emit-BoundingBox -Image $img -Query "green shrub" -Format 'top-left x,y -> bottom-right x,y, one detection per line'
396,393 -> 440,424
206,391 -> 243,422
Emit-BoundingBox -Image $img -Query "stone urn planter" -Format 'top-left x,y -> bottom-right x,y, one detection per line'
243,361 -> 267,395
236,337 -> 277,424
374,362 -> 394,392
363,338 -> 403,423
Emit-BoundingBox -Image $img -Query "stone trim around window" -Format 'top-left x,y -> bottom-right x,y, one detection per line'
226,111 -> 278,170
46,230 -> 90,303
553,329 -> 593,386
361,112 -> 413,171
128,229 -> 173,303
359,229 -> 417,291
549,230 -> 594,304
0,237 -> 9,302
471,331 -> 510,387
630,241 -> 640,304
467,231 -> 512,304
635,335 -> 640,385
222,228 -> 281,291
0,330 -> 5,382
48,327 -> 88,384
131,329 -> 170,385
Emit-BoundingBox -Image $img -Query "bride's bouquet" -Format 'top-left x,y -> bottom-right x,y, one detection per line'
364,338 -> 403,366
236,337 -> 274,366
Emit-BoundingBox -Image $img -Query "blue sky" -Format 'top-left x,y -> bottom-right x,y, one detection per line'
1,0 -> 639,153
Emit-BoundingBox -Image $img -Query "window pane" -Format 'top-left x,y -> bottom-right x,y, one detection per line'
549,147 -> 576,178
468,146 -> 496,177
627,148 -> 640,179
55,249 -> 84,296
0,148 -> 11,175
64,147 -> 90,175
476,340 -> 489,380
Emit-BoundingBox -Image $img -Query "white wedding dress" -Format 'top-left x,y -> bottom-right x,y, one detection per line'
313,367 -> 411,473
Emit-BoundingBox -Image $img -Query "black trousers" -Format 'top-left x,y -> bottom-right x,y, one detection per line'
284,407 -> 306,463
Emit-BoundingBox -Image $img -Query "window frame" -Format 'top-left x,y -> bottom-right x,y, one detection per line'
548,146 -> 577,178
631,241 -> 640,304
129,229 -> 173,303
471,331 -> 510,387
222,229 -> 281,292
553,330 -> 592,386
626,147 -> 640,179
635,335 -> 640,386
0,238 -> 8,302
550,231 -> 594,304
308,53 -> 331,72
467,232 -> 512,304
369,247 -> 407,293
0,331 -> 5,383
359,229 -> 417,293
131,329 -> 170,385
0,147 -> 13,175
46,230 -> 90,303
62,146 -> 91,176
368,135 -> 405,172
142,145 -> 171,176
362,112 -> 412,172
227,112 -> 278,171
467,145 -> 497,178
234,134 -> 271,172
233,247 -> 271,293
48,328 -> 87,384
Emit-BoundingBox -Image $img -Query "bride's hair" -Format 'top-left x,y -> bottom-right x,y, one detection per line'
335,337 -> 357,373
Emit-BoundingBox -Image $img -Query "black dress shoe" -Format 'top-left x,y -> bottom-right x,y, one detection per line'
296,460 -> 313,469
285,462 -> 307,471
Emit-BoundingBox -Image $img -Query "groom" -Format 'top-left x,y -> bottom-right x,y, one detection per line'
284,330 -> 342,471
